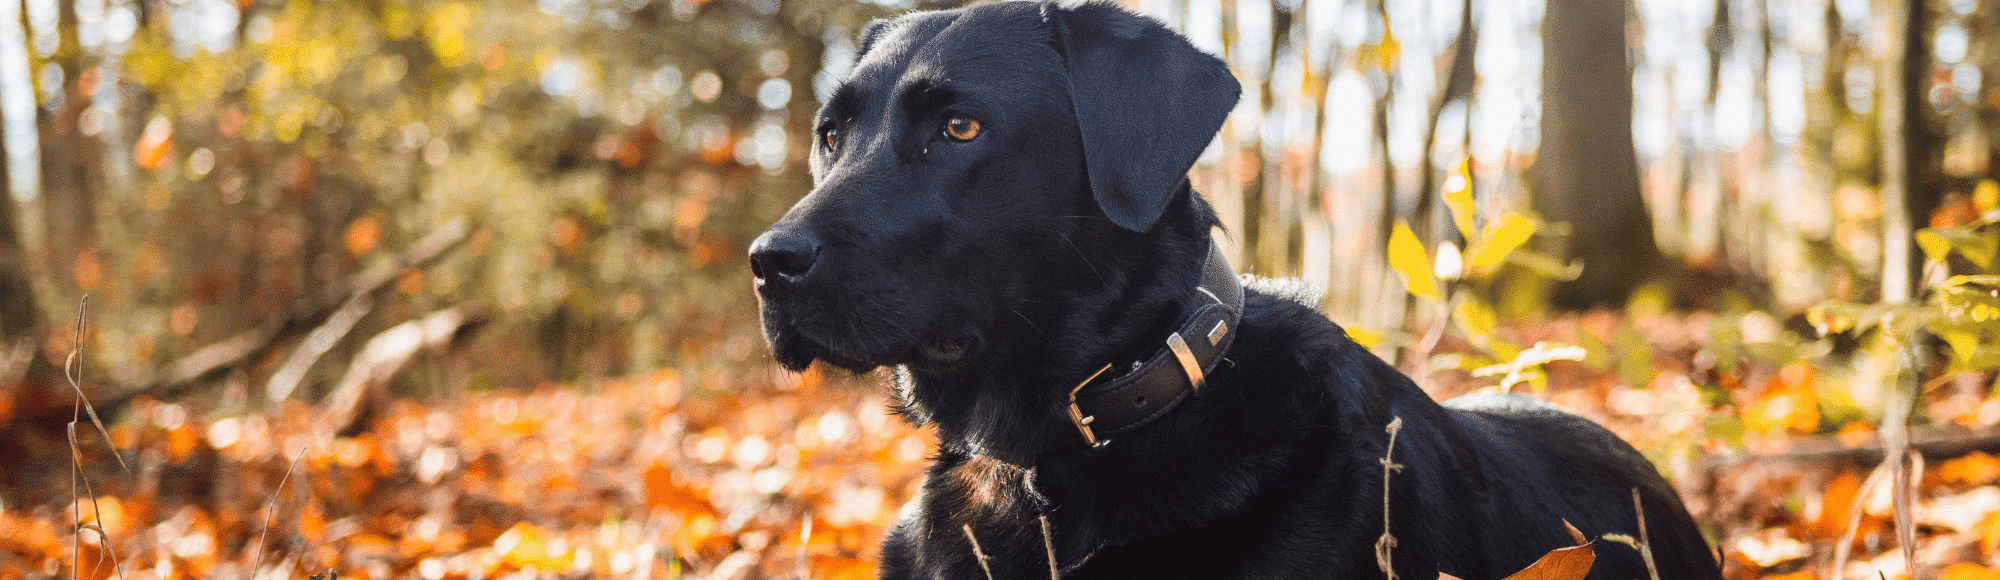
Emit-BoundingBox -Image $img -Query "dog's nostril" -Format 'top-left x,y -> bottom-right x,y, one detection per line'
748,227 -> 822,286
750,244 -> 819,282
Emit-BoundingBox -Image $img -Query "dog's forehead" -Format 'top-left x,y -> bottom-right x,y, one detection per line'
848,3 -> 1057,93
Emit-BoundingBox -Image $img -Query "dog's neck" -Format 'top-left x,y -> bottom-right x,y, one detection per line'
894,186 -> 1232,465
1059,240 -> 1242,448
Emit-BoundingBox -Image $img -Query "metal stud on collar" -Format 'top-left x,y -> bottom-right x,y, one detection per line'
1165,332 -> 1204,391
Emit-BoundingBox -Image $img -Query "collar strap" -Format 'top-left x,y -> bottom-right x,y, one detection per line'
1065,239 -> 1243,448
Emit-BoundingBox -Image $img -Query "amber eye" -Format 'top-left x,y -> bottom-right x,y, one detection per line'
822,127 -> 840,151
943,115 -> 982,142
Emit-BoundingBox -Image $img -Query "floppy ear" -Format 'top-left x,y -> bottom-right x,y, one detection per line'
1052,3 -> 1240,232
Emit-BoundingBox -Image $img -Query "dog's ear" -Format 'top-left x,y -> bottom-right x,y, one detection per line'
856,18 -> 893,61
1052,3 -> 1240,232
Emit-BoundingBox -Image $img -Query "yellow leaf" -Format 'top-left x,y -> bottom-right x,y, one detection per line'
1344,325 -> 1387,350
1469,212 -> 1536,270
1917,228 -> 1954,262
1454,295 -> 1497,340
1977,179 -> 2000,214
1375,28 -> 1401,72
1389,221 -> 1442,301
1443,157 -> 1476,241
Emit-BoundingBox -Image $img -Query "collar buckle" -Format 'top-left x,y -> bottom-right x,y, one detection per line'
1064,239 -> 1244,448
1067,363 -> 1115,446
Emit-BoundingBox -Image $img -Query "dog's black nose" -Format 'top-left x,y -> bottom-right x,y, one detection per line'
749,229 -> 820,288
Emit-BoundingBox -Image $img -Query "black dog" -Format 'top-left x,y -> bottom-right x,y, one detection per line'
749,2 -> 1721,578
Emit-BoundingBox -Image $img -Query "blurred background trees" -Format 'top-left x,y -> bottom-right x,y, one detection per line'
0,0 -> 1993,499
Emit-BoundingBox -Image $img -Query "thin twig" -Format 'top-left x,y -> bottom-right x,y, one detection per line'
68,422 -> 125,580
1890,343 -> 1920,580
77,524 -> 124,580
1833,461 -> 1896,580
65,296 -> 125,473
1039,514 -> 1060,580
1631,488 -> 1659,580
66,296 -> 126,580
253,445 -> 308,576
796,511 -> 812,580
963,524 -> 996,580
1375,416 -> 1405,580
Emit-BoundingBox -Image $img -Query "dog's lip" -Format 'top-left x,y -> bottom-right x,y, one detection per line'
761,302 -> 923,372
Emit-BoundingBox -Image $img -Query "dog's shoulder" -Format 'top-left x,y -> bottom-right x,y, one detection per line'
1441,390 -> 1565,414
1239,274 -> 1322,307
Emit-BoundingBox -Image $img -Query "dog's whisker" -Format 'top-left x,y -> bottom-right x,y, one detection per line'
1010,309 -> 1049,340
1059,233 -> 1110,288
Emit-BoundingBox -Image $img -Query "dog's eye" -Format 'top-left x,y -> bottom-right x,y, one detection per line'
822,127 -> 840,151
943,115 -> 982,142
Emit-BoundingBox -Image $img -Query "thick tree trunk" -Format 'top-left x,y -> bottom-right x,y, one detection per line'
1534,0 -> 1661,309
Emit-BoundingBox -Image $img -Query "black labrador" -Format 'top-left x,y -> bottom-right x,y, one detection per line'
749,2 -> 1721,578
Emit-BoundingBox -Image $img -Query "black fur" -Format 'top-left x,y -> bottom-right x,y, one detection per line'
748,3 -> 1722,579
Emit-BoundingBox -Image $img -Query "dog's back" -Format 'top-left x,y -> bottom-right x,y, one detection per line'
1442,392 -> 1720,579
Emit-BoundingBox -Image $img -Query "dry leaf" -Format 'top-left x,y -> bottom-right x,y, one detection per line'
1561,519 -> 1587,546
1500,542 -> 1595,580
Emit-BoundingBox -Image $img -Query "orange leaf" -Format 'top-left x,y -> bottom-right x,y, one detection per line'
1501,543 -> 1595,580
1762,572 -> 1818,580
1810,471 -> 1861,539
1561,519 -> 1587,545
1979,510 -> 2000,557
1942,562 -> 2000,580
1941,451 -> 2000,486
345,215 -> 382,256
812,554 -> 876,580
643,462 -> 715,516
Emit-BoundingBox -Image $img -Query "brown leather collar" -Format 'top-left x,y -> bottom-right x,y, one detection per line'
1065,239 -> 1243,448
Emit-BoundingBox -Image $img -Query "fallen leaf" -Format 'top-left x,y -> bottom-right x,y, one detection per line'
1500,542 -> 1594,580
1942,562 -> 2000,580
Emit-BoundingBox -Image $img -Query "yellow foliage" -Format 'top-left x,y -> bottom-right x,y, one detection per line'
1389,220 -> 1441,301
1469,212 -> 1537,272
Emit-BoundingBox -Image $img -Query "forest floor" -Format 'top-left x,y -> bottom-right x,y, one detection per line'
5,309 -> 2000,580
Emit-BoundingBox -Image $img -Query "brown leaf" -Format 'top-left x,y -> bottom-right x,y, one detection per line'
1500,542 -> 1595,580
1561,518 -> 1587,546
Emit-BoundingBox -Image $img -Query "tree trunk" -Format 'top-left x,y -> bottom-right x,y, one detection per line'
1877,0 -> 1935,303
1534,0 -> 1661,309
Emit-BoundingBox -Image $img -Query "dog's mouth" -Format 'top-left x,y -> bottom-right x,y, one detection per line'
757,291 -> 929,372
759,295 -> 986,374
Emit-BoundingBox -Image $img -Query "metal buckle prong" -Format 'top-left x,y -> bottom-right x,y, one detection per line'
1067,363 -> 1114,446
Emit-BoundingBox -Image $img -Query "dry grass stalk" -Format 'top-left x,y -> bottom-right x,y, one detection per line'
66,297 -> 126,580
1631,488 -> 1659,580
1375,416 -> 1405,580
963,524 -> 997,580
1039,514 -> 1059,580
254,446 -> 307,576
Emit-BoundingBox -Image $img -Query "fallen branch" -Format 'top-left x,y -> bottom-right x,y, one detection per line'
263,294 -> 375,404
1701,422 -> 2000,470
323,305 -> 489,435
102,217 -> 471,410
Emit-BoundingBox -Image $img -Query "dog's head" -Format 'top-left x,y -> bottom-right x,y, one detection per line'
750,1 -> 1239,376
